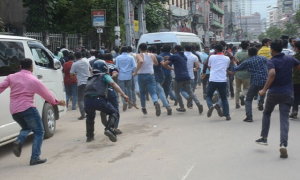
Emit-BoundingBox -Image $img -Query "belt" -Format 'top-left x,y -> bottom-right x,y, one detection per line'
137,73 -> 154,75
85,95 -> 104,99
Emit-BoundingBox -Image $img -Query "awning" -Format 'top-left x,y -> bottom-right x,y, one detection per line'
170,5 -> 189,17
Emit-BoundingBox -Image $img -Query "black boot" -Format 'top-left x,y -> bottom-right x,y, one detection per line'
86,121 -> 95,142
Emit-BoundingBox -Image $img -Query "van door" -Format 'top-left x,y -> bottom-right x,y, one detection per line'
0,40 -> 26,142
27,41 -> 65,116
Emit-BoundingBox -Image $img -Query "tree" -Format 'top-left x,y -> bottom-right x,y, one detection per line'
283,22 -> 298,37
145,2 -> 171,33
294,4 -> 300,24
258,32 -> 266,42
266,27 -> 282,40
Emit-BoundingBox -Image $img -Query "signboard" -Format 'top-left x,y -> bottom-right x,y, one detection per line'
134,20 -> 139,32
91,10 -> 105,27
208,12 -> 213,29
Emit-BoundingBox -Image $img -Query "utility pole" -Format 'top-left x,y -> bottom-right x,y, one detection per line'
190,0 -> 197,34
138,0 -> 146,37
124,0 -> 132,46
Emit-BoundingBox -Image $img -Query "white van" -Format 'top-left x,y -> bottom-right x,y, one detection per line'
0,35 -> 66,146
136,32 -> 204,53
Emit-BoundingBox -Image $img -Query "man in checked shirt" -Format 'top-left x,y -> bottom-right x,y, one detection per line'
231,47 -> 268,122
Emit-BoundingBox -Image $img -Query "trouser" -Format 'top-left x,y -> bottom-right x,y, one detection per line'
12,107 -> 44,160
85,97 -> 119,138
134,75 -> 139,94
261,92 -> 294,147
138,74 -> 158,108
118,79 -> 132,105
162,75 -> 176,100
197,69 -> 202,86
292,84 -> 300,112
156,81 -> 170,107
245,84 -> 265,118
193,71 -> 198,91
206,82 -> 230,117
175,80 -> 200,109
131,77 -> 137,104
235,78 -> 250,105
77,84 -> 86,117
65,83 -> 77,109
181,79 -> 195,102
202,74 -> 210,95
105,88 -> 120,128
229,74 -> 235,97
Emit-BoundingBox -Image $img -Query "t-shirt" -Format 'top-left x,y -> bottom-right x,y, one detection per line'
160,52 -> 173,76
63,61 -> 77,85
267,53 -> 300,94
184,51 -> 198,79
168,52 -> 190,82
70,60 -> 91,86
154,55 -> 165,83
103,74 -> 113,84
208,54 -> 230,82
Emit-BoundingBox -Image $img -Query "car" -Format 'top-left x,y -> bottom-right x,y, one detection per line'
0,35 -> 66,146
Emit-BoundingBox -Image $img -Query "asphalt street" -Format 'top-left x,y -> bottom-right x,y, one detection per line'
1,86 -> 300,180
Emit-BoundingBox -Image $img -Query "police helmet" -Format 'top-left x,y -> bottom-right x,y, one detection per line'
92,60 -> 108,73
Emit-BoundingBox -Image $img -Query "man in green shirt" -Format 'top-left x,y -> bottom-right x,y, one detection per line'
234,41 -> 251,109
290,41 -> 300,118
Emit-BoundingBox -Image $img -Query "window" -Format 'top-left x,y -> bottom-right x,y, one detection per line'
0,41 -> 25,76
28,41 -> 53,68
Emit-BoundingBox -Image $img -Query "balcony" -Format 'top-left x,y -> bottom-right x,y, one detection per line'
210,3 -> 224,15
211,20 -> 224,29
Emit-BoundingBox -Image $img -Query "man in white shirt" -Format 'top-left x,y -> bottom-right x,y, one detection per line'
201,44 -> 231,120
181,45 -> 199,108
87,49 -> 96,61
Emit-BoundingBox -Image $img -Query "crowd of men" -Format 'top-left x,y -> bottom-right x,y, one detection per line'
2,36 -> 300,166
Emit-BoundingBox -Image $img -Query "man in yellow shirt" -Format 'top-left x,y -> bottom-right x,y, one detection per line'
258,38 -> 272,59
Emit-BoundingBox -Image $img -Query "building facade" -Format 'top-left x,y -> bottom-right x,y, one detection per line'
235,0 -> 252,16
294,0 -> 300,11
240,12 -> 262,40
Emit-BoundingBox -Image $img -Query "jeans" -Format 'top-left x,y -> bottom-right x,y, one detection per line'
118,79 -> 132,104
65,83 -> 77,109
245,84 -> 265,118
202,74 -> 210,96
206,82 -> 230,116
235,78 -> 250,105
175,80 -> 200,109
77,84 -> 86,117
12,107 -> 44,160
229,74 -> 235,97
131,77 -> 137,104
261,92 -> 294,147
193,71 -> 198,91
156,81 -> 170,107
134,75 -> 139,93
181,79 -> 195,100
162,75 -> 176,100
292,84 -> 300,112
197,69 -> 202,86
107,87 -> 120,128
138,74 -> 158,108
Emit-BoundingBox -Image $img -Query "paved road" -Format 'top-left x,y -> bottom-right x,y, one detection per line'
1,87 -> 300,180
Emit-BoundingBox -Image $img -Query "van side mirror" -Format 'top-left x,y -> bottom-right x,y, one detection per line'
53,60 -> 61,70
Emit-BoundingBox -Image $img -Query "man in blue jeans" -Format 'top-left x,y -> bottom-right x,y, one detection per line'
133,43 -> 161,116
201,44 -> 231,120
116,46 -> 136,111
149,45 -> 172,115
256,40 -> 300,158
231,47 -> 268,122
163,45 -> 203,114
0,58 -> 65,166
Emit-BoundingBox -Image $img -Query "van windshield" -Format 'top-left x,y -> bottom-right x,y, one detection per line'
145,43 -> 176,54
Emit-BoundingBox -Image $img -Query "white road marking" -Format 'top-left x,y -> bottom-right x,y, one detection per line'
181,163 -> 196,180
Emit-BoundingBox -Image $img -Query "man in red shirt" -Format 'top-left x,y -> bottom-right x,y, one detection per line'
63,53 -> 78,110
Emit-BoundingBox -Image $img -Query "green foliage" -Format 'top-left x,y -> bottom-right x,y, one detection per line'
294,5 -> 300,24
266,27 -> 282,40
22,0 -> 57,32
283,22 -> 298,37
258,32 -> 266,42
145,2 -> 171,33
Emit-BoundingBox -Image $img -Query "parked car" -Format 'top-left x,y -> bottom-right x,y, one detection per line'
0,35 -> 66,146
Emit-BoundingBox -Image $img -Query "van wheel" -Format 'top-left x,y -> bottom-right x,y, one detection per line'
42,103 -> 56,139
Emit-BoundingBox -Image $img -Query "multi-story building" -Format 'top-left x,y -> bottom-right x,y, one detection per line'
209,0 -> 225,42
277,0 -> 294,27
294,0 -> 300,11
240,12 -> 262,40
266,5 -> 279,29
235,0 -> 252,16
224,0 -> 237,41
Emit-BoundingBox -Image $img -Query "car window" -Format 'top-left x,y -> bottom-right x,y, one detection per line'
0,41 -> 25,76
28,41 -> 53,68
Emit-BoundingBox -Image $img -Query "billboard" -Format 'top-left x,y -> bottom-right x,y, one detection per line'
91,10 -> 105,27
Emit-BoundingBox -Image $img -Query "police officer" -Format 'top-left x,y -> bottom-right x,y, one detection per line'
84,60 -> 129,142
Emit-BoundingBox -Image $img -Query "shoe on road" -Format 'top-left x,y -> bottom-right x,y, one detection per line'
239,95 -> 245,106
166,106 -> 172,115
13,140 -> 22,157
176,108 -> 186,112
30,158 -> 47,166
114,129 -> 123,135
187,97 -> 193,109
86,137 -> 94,142
197,104 -> 203,114
236,104 -> 240,109
289,111 -> 298,119
214,104 -> 223,117
174,100 -> 178,106
154,102 -> 161,117
258,102 -> 264,111
255,137 -> 268,146
225,116 -> 231,121
142,108 -> 147,115
280,147 -> 288,158
104,129 -> 117,142
243,117 -> 253,122
123,103 -> 128,111
78,115 -> 86,120
207,106 -> 214,117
